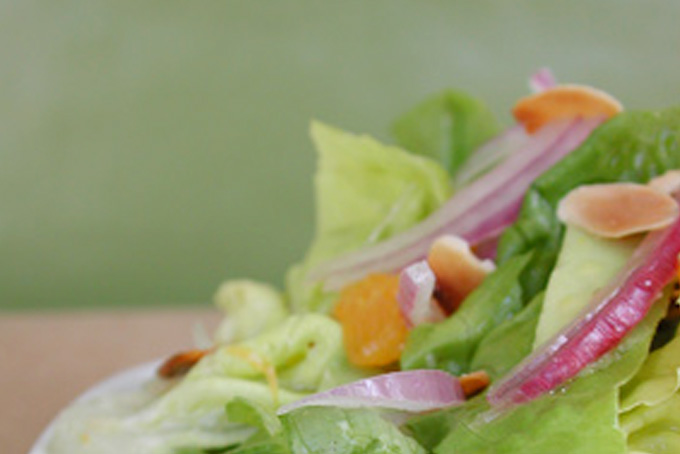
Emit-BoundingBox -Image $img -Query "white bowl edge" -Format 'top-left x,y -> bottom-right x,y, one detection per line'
28,359 -> 162,454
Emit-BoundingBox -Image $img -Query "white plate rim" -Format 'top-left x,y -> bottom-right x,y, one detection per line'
28,359 -> 162,454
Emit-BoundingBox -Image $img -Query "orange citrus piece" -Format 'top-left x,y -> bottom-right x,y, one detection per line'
513,84 -> 622,133
333,273 -> 408,367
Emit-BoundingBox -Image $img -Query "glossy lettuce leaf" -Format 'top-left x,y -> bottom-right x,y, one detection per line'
621,393 -> 680,454
618,318 -> 680,454
173,399 -> 289,454
470,292 -> 544,380
282,407 -> 426,454
498,108 -> 680,304
392,90 -> 500,176
621,331 -> 680,412
46,386 -> 256,454
223,398 -> 290,454
287,121 -> 452,313
213,280 -> 289,344
306,121 -> 452,265
226,398 -> 282,437
533,226 -> 638,348
408,302 -> 665,454
46,314 -> 365,454
222,401 -> 429,454
472,225 -> 636,381
188,314 -> 368,394
401,253 -> 532,374
438,379 -> 624,454
226,440 -> 290,454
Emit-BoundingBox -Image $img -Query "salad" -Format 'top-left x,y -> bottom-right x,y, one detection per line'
42,70 -> 680,454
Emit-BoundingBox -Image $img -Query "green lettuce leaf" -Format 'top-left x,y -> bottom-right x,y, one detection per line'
401,253 -> 532,374
408,302 -> 665,454
621,393 -> 680,454
47,385 -> 256,454
213,280 -> 289,344
46,314 -> 364,454
222,398 -> 290,454
498,108 -> 680,304
470,291 -> 544,380
533,226 -> 638,348
392,90 -> 500,176
407,220 -> 668,453
282,407 -> 426,454
618,315 -> 680,454
221,400 -> 430,454
287,121 -> 452,313
188,314 -> 366,393
621,330 -> 680,412
305,121 -> 452,267
226,398 -> 282,437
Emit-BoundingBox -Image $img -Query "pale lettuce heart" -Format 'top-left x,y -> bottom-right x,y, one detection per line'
213,279 -> 289,344
533,226 -> 638,349
620,334 -> 680,412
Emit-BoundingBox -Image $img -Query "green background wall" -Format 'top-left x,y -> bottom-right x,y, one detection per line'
2,1 -> 678,309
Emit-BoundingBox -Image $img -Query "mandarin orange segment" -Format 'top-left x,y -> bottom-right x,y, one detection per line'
333,273 -> 408,367
513,84 -> 622,133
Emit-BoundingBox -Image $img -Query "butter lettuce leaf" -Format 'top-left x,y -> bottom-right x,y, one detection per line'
618,321 -> 680,454
305,121 -> 452,268
282,407 -> 425,454
392,90 -> 500,176
401,253 -> 531,374
621,393 -> 680,454
189,314 -> 368,394
533,226 -> 638,348
470,292 -> 544,380
46,314 -> 366,454
498,108 -> 680,304
288,121 -> 452,313
621,324 -> 680,413
408,222 -> 667,453
226,398 -> 282,437
408,302 -> 665,454
213,280 -> 289,344
223,398 -> 290,454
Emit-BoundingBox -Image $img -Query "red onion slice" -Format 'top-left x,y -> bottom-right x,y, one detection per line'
397,261 -> 445,327
277,370 -> 465,415
454,125 -> 532,188
309,117 -> 603,291
529,68 -> 557,93
487,194 -> 680,408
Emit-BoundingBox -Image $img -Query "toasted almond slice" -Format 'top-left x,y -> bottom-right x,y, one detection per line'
649,170 -> 680,195
157,348 -> 212,379
513,84 -> 622,133
427,235 -> 495,312
460,370 -> 491,398
557,183 -> 679,238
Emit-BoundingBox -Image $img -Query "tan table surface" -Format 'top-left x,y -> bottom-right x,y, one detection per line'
0,308 -> 221,454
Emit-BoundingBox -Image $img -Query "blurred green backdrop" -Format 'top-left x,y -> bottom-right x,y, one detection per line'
2,1 -> 679,310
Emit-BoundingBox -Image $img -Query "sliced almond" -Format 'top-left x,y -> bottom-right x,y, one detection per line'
460,370 -> 491,398
513,84 -> 622,133
557,183 -> 679,238
649,170 -> 680,195
157,348 -> 212,379
427,235 -> 495,312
